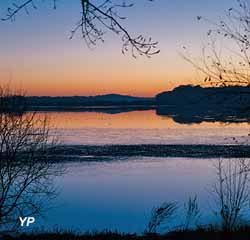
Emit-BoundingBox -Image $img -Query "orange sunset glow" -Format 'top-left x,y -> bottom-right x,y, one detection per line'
38,111 -> 250,129
1,0 -> 250,237
0,0 -> 219,97
0,48 -> 200,97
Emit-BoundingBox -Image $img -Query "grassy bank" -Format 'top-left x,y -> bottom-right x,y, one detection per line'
3,227 -> 250,240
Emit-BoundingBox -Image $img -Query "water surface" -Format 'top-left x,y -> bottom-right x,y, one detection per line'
36,157 -> 224,233
38,110 -> 250,145
29,110 -> 250,233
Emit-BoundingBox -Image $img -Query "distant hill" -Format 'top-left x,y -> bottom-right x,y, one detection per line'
25,94 -> 155,108
88,94 -> 152,103
156,85 -> 250,108
156,85 -> 250,124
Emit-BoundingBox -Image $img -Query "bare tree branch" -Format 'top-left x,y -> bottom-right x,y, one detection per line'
183,0 -> 250,87
212,158 -> 250,231
0,85 -> 63,232
2,0 -> 160,58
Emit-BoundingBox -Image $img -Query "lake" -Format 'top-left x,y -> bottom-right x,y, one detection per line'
40,110 -> 250,145
39,157 -> 218,233
30,110 -> 250,233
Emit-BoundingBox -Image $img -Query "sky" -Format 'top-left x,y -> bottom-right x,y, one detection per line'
0,0 -> 237,97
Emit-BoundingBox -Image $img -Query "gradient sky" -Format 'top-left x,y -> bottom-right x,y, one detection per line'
0,0 -> 237,97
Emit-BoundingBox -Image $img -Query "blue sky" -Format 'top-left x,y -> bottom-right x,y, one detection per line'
0,0 -> 237,96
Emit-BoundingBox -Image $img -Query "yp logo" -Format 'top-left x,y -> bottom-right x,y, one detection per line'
19,217 -> 36,227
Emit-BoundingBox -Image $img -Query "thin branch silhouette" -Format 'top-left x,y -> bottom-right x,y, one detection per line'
2,0 -> 160,58
183,0 -> 250,87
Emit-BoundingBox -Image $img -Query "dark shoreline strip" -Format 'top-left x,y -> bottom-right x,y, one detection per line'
50,144 -> 250,160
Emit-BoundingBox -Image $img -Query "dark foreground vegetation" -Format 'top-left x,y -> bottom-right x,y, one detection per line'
3,228 -> 250,240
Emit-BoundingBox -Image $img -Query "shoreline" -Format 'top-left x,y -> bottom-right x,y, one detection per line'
49,144 -> 250,161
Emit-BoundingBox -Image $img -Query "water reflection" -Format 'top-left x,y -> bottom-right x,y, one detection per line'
157,106 -> 250,124
36,110 -> 250,129
34,111 -> 250,145
35,157 -> 218,233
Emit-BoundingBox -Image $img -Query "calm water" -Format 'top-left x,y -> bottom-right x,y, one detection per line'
40,110 -> 250,145
37,157 -> 218,233
30,110 -> 250,233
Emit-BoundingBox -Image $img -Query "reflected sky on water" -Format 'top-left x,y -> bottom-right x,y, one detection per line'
34,110 -> 250,145
35,157 -> 223,233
